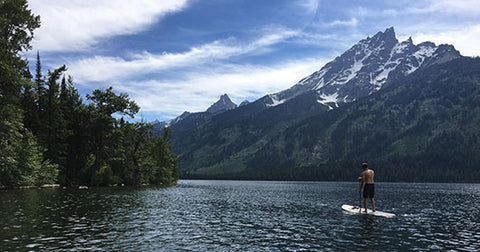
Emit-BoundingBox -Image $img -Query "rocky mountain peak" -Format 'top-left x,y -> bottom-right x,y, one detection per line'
364,26 -> 398,49
206,94 -> 237,114
271,27 -> 462,110
239,100 -> 250,106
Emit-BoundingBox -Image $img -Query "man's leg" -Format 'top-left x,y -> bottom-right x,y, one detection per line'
363,198 -> 368,213
371,198 -> 375,212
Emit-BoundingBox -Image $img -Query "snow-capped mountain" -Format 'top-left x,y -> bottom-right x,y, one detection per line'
154,27 -> 461,134
268,27 -> 461,109
152,27 -> 475,181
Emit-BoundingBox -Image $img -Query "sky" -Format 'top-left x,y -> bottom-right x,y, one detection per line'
27,0 -> 480,122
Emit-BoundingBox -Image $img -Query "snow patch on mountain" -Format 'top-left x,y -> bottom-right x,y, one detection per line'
317,92 -> 339,110
266,94 -> 286,107
334,59 -> 364,85
392,40 -> 410,55
373,58 -> 401,86
406,44 -> 437,74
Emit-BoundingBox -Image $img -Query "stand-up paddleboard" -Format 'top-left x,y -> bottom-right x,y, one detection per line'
342,204 -> 395,218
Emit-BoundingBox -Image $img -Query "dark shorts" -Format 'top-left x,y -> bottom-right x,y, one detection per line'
363,184 -> 375,199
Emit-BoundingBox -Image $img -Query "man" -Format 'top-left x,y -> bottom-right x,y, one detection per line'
359,163 -> 375,213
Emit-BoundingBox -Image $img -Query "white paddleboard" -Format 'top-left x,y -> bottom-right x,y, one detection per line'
342,204 -> 395,218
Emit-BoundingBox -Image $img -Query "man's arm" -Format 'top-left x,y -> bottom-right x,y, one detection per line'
359,172 -> 364,194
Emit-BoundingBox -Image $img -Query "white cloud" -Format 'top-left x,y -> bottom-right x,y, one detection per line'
29,0 -> 480,123
326,18 -> 358,27
294,0 -> 320,13
408,0 -> 480,15
113,58 -> 328,120
56,25 -> 312,121
412,24 -> 480,57
67,27 -> 299,83
29,0 -> 189,52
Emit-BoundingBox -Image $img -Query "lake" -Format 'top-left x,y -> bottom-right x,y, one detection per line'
1,180 -> 479,251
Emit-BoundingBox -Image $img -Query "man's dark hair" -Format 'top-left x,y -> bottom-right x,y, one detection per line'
362,163 -> 368,168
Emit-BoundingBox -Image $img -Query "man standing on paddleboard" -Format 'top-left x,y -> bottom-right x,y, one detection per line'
359,163 -> 375,213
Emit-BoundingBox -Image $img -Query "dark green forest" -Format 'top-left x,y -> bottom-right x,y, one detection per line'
0,0 -> 178,187
178,57 -> 480,183
243,57 -> 480,182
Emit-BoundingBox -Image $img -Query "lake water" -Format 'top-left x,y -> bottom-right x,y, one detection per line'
1,180 -> 479,251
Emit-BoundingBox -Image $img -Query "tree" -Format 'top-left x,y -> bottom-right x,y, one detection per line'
58,75 -> 84,184
0,0 -> 40,104
0,0 -> 57,186
22,51 -> 43,135
86,87 -> 139,185
1,1 -> 179,187
152,134 -> 179,184
38,66 -> 69,170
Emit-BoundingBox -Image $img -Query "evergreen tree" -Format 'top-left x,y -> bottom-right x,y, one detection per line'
23,50 -> 44,135
58,75 -> 84,184
152,134 -> 179,184
86,87 -> 139,185
0,0 -> 40,105
0,0 -> 58,186
21,72 -> 39,132
38,66 -> 69,170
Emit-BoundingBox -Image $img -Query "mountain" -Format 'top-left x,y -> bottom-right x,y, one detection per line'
267,27 -> 461,109
155,27 -> 479,182
245,57 -> 480,182
153,94 -> 237,135
239,100 -> 250,106
206,94 -> 237,114
155,28 -> 460,132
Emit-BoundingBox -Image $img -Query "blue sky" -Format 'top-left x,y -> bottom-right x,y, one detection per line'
28,0 -> 480,122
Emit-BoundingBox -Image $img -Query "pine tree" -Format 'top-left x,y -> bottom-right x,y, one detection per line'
36,66 -> 69,172
86,87 -> 139,185
0,0 -> 57,186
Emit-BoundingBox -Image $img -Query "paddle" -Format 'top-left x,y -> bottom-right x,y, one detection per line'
358,180 -> 362,213
358,177 -> 362,213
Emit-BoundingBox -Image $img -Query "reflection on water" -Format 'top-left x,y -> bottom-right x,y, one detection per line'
1,180 -> 479,251
358,215 -> 376,240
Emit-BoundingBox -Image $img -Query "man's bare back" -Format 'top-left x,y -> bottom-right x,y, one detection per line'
362,169 -> 374,184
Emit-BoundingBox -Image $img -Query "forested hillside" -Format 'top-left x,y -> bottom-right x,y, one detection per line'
163,27 -> 480,182
245,57 -> 480,182
0,0 -> 178,187
180,57 -> 480,182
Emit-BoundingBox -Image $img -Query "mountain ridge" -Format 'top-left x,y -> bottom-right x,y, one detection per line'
243,57 -> 480,182
153,94 -> 238,134
152,28 -> 479,182
271,27 -> 461,109
154,27 -> 460,129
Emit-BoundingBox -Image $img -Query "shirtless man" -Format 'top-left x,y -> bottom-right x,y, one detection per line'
359,163 -> 375,213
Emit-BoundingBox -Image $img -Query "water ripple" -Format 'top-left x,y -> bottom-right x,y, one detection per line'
1,181 -> 479,251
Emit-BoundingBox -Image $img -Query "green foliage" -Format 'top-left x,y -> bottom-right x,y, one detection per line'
0,0 -> 40,103
94,163 -> 120,186
0,105 -> 58,186
152,135 -> 179,184
0,0 -> 40,55
0,105 -> 24,185
0,0 -> 57,187
86,87 -> 139,117
0,2 -> 178,187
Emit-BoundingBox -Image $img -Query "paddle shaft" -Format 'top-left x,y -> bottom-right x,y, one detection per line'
359,180 -> 362,213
